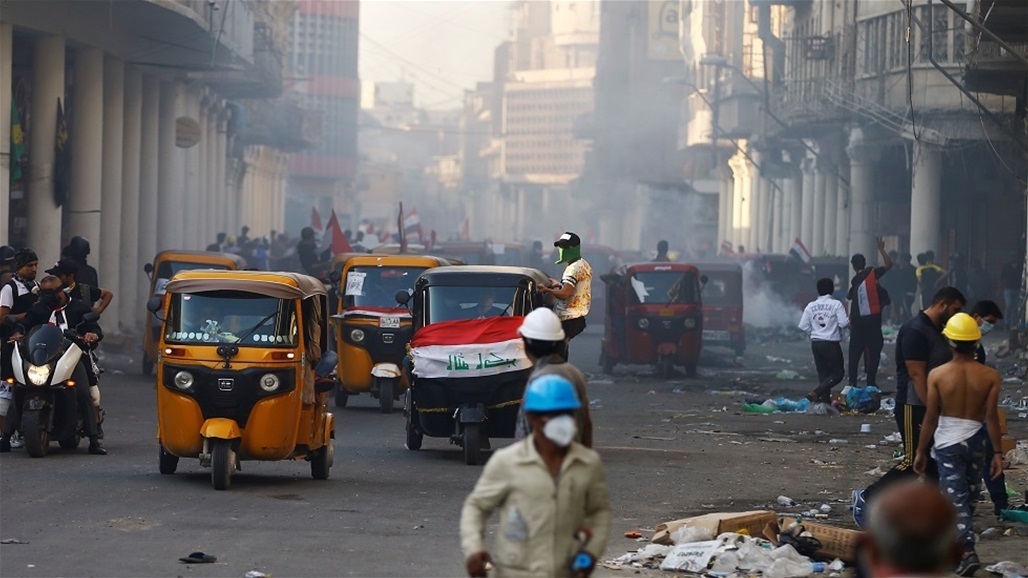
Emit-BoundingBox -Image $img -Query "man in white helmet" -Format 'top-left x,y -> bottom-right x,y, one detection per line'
513,308 -> 592,447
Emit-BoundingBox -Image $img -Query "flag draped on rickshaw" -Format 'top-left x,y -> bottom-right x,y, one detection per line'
410,317 -> 531,379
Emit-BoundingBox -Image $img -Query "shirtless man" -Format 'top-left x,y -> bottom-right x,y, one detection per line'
913,312 -> 1003,577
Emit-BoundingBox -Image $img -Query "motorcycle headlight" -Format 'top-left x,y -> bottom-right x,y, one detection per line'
173,370 -> 194,390
637,318 -> 650,329
684,317 -> 697,329
27,364 -> 50,386
259,373 -> 280,393
350,329 -> 365,343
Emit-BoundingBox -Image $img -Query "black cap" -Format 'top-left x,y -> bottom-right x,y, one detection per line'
14,249 -> 38,269
554,232 -> 581,248
46,258 -> 79,276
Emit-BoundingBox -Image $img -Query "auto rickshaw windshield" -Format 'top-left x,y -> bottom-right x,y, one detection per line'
629,271 -> 699,304
154,262 -> 230,295
699,272 -> 742,306
427,286 -> 519,323
344,266 -> 426,309
164,291 -> 298,346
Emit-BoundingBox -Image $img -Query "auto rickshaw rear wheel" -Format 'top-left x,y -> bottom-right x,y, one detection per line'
22,409 -> 49,458
660,356 -> 675,380
601,354 -> 615,375
463,423 -> 481,466
211,439 -> 235,490
378,378 -> 394,413
405,418 -> 423,450
311,443 -> 333,480
685,361 -> 698,377
334,387 -> 349,408
159,445 -> 179,474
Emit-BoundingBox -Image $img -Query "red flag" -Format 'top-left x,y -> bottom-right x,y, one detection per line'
311,207 -> 324,232
398,202 -> 408,253
319,210 -> 353,255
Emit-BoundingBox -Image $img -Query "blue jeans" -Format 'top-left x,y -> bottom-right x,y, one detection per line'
935,429 -> 988,548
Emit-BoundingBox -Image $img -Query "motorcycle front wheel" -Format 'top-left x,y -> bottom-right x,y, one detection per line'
22,408 -> 50,458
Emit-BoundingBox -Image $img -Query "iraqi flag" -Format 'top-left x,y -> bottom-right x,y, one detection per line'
855,269 -> 883,316
789,238 -> 812,264
403,208 -> 423,243
410,316 -> 532,379
319,209 -> 353,255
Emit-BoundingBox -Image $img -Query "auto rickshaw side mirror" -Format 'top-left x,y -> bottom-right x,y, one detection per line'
700,274 -> 709,288
144,263 -> 154,279
395,290 -> 411,306
146,296 -> 163,314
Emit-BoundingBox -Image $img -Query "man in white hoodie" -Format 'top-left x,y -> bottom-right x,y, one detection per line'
798,278 -> 850,403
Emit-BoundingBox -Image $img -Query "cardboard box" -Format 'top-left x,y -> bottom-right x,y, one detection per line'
652,510 -> 777,545
778,517 -> 863,563
1001,436 -> 1016,455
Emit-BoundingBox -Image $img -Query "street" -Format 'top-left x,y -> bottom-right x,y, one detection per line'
2,327 -> 1026,577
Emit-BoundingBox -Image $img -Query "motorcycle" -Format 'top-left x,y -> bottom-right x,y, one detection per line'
6,313 -> 100,457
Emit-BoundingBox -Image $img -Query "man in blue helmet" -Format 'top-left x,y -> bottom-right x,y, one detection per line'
461,374 -> 611,578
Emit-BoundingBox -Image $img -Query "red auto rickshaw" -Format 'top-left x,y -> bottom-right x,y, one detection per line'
600,263 -> 705,378
693,260 -> 746,357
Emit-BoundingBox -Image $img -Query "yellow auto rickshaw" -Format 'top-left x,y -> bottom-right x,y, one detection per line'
142,251 -> 248,375
146,271 -> 336,490
330,254 -> 457,412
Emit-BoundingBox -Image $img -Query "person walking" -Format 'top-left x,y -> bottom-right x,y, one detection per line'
916,250 -> 945,309
852,287 -> 966,524
967,300 -> 1009,519
890,253 -> 917,325
846,237 -> 893,390
799,278 -> 850,403
858,481 -> 962,578
913,313 -> 1003,576
460,374 -> 611,578
540,232 -> 591,359
514,308 -> 593,447
653,240 -> 671,262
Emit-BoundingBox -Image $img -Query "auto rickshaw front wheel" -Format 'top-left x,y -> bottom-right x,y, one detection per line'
159,445 -> 179,474
684,361 -> 698,377
377,378 -> 395,413
659,356 -> 675,380
211,439 -> 236,490
600,354 -> 615,375
310,443 -> 333,480
463,423 -> 481,466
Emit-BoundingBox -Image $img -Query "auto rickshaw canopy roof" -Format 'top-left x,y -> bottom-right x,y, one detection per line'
619,262 -> 701,275
415,265 -> 550,288
337,254 -> 458,270
152,250 -> 249,269
165,270 -> 328,300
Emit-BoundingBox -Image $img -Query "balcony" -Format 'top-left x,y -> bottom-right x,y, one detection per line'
187,21 -> 283,99
235,99 -> 320,153
962,1 -> 1028,96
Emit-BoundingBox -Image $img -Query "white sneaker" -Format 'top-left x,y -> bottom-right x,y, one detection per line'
10,432 -> 24,449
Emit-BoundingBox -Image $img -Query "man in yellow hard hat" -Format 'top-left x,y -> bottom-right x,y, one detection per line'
913,312 -> 1003,577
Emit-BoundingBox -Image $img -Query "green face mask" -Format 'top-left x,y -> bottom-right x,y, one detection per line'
556,245 -> 581,264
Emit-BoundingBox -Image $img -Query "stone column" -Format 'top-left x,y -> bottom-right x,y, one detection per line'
823,169 -> 839,256
157,81 -> 185,251
717,164 -> 733,251
812,167 -> 827,258
182,86 -> 201,250
0,18 -> 11,245
909,140 -> 942,258
99,57 -> 124,330
215,109 -> 229,234
771,180 -> 784,253
204,101 -> 219,239
139,76 -> 160,279
835,174 -> 850,258
756,174 -> 771,253
27,36 -> 65,266
67,48 -> 104,253
779,177 -> 792,252
846,127 -> 880,259
119,67 -> 142,330
788,170 -> 803,247
800,151 -> 815,250
196,96 -> 209,247
728,152 -> 750,252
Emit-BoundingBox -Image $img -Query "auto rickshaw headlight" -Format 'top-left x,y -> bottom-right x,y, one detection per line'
27,364 -> 50,386
684,317 -> 698,329
350,329 -> 365,343
259,373 -> 280,393
173,370 -> 195,390
637,318 -> 650,329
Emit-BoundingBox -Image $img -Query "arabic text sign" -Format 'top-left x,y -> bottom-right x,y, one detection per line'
411,339 -> 531,378
345,271 -> 367,296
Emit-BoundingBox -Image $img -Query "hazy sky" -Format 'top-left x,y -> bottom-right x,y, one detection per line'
360,1 -> 511,110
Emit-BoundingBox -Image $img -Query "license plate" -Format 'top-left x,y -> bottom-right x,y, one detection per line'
380,317 -> 401,329
703,330 -> 731,342
659,308 -> 675,317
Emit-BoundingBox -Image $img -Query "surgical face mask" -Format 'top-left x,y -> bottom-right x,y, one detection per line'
542,414 -> 577,447
979,320 -> 994,335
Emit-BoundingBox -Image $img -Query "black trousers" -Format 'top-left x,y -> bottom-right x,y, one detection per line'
848,318 -> 883,387
560,317 -> 587,361
810,341 -> 845,402
864,404 -> 938,501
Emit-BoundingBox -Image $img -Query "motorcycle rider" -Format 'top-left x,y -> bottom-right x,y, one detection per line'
61,235 -> 99,287
0,249 -> 40,451
46,258 -> 113,315
5,275 -> 107,455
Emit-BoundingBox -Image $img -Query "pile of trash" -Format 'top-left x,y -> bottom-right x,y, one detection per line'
607,519 -> 847,577
741,398 -> 838,416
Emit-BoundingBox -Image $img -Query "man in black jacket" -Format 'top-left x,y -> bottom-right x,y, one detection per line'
1,275 -> 106,454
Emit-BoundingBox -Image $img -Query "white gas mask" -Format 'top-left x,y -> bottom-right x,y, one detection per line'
542,414 -> 577,447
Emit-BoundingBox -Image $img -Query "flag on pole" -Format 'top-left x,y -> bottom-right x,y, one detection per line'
788,238 -> 812,264
310,207 -> 324,233
10,100 -> 26,186
397,202 -> 407,254
54,98 -> 71,207
319,209 -> 353,256
403,208 -> 422,244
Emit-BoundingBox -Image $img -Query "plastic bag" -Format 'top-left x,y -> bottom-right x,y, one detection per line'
845,386 -> 882,413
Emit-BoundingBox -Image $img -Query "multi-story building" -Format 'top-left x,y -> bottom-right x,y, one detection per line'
286,0 -> 360,233
0,0 -> 304,333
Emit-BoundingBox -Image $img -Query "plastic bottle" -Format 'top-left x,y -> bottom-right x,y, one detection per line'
777,495 -> 798,507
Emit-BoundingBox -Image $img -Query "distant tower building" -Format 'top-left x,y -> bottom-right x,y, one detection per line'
286,0 -> 360,233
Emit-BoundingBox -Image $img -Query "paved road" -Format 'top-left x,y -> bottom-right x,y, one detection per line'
2,328 -> 1025,577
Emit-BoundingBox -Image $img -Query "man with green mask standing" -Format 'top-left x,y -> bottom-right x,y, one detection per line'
540,232 -> 592,359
